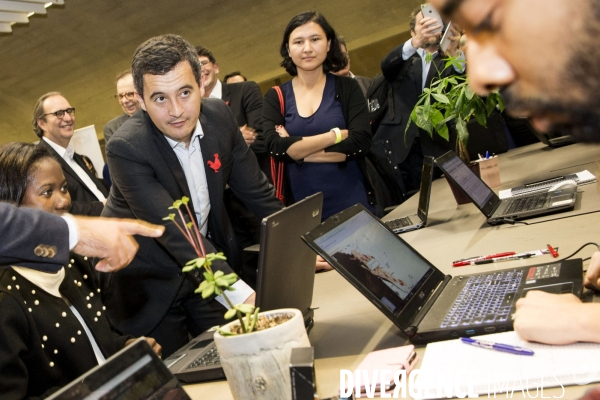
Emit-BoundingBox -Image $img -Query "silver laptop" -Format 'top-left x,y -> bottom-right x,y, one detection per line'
164,193 -> 324,383
47,338 -> 190,400
435,150 -> 577,225
302,204 -> 583,344
385,156 -> 434,233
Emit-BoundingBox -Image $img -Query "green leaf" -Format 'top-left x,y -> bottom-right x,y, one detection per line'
162,214 -> 175,221
198,280 -> 209,291
214,270 -> 224,279
186,222 -> 193,229
465,85 -> 475,100
222,273 -> 238,284
215,278 -> 230,288
236,304 -> 255,314
485,95 -> 497,115
415,108 -> 433,135
181,196 -> 190,205
224,308 -> 237,320
216,327 -> 236,336
171,200 -> 182,209
431,93 -> 450,104
181,265 -> 196,273
203,271 -> 212,281
437,122 -> 449,141
201,284 -> 215,298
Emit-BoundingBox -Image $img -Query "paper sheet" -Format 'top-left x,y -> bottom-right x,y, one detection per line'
414,332 -> 600,399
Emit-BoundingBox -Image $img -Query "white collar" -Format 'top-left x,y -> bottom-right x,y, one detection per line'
209,80 -> 223,99
12,266 -> 65,298
43,136 -> 74,160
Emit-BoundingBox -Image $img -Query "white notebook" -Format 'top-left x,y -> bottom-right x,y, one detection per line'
499,170 -> 596,199
414,332 -> 600,399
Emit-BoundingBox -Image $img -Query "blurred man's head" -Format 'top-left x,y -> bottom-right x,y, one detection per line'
115,70 -> 140,116
430,0 -> 600,142
224,71 -> 246,84
195,45 -> 219,96
331,36 -> 351,78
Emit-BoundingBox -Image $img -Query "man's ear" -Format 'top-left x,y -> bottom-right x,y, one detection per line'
411,29 -> 416,38
136,92 -> 147,111
200,75 -> 206,97
214,62 -> 220,75
36,118 -> 46,134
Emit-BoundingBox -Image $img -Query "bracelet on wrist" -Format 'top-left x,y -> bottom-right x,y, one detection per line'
331,127 -> 342,144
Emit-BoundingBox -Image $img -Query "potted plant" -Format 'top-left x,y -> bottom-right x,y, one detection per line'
406,56 -> 504,202
165,198 -> 310,400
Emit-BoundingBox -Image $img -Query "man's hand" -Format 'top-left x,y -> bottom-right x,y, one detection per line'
316,255 -> 333,272
243,292 -> 256,305
584,251 -> 600,291
240,124 -> 257,146
72,216 -> 164,273
444,24 -> 462,57
514,291 -> 589,344
411,17 -> 442,49
126,337 -> 162,358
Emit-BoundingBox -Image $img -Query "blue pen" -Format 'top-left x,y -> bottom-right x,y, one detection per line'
460,337 -> 534,356
485,151 -> 490,159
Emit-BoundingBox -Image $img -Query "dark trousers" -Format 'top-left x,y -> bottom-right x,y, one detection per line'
398,137 -> 425,193
148,277 -> 228,358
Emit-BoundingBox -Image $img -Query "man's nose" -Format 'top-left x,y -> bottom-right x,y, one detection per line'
466,39 -> 515,95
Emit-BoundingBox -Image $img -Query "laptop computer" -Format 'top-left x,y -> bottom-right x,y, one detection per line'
435,150 -> 577,225
385,156 -> 434,233
164,193 -> 323,383
302,204 -> 582,344
47,338 -> 190,400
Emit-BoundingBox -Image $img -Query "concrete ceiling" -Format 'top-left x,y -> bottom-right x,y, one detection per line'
0,0 -> 420,146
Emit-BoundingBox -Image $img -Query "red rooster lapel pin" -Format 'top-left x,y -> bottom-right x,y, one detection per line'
207,153 -> 221,173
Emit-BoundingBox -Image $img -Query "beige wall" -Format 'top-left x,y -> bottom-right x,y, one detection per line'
0,0 -> 421,149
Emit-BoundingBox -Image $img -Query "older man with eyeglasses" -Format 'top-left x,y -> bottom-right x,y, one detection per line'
33,92 -> 109,216
103,70 -> 142,144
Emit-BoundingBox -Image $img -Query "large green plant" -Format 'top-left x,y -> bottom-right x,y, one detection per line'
406,56 -> 504,163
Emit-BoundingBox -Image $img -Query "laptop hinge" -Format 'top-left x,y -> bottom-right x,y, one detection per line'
406,274 -> 452,337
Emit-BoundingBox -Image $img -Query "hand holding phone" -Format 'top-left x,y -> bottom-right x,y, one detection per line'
420,4 -> 444,34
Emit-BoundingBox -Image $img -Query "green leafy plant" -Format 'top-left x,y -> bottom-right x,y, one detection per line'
406,55 -> 504,163
164,197 -> 259,336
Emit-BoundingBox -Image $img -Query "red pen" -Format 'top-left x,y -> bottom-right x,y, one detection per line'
547,244 -> 559,258
453,252 -> 516,267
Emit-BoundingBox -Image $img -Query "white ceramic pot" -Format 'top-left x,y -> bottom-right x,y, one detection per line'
213,308 -> 310,400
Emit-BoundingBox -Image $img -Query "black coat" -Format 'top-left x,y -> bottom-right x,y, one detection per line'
0,255 -> 130,399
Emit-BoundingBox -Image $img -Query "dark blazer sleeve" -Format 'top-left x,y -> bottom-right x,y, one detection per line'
240,82 -> 267,157
0,204 -> 69,271
323,76 -> 372,161
381,43 -> 410,82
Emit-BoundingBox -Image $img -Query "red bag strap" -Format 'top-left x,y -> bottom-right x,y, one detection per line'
271,86 -> 286,204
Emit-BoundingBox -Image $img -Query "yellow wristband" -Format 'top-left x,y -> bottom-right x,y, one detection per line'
331,127 -> 342,144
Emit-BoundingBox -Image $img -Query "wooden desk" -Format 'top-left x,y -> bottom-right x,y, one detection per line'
185,142 -> 600,399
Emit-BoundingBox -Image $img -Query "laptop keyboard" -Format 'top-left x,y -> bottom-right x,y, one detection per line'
186,344 -> 221,369
504,193 -> 547,215
441,269 -> 523,328
386,216 -> 413,230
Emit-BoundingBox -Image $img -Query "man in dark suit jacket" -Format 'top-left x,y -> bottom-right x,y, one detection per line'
103,70 -> 142,144
332,36 -> 373,100
33,93 -> 109,216
102,34 -> 282,357
372,6 -> 464,195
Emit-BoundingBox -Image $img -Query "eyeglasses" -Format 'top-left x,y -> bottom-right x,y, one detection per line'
199,60 -> 212,67
115,92 -> 135,101
43,108 -> 75,119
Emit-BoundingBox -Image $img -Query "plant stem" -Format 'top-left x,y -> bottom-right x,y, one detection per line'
185,203 -> 207,257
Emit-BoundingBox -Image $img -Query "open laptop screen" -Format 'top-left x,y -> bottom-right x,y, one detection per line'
417,157 -> 434,220
437,153 -> 494,208
312,209 -> 434,313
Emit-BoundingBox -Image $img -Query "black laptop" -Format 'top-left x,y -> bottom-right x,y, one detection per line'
385,156 -> 435,233
164,193 -> 323,383
302,204 -> 582,344
435,150 -> 577,225
47,338 -> 190,400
